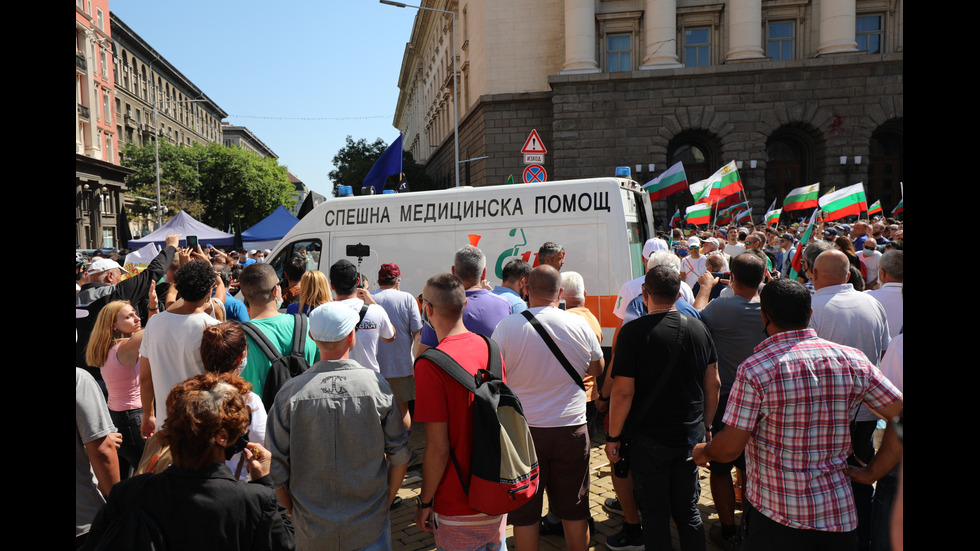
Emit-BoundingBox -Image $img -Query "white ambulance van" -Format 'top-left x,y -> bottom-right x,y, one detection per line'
266,177 -> 655,344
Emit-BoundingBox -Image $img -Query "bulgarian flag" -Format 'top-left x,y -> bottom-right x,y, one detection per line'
765,208 -> 782,227
818,183 -> 868,221
892,198 -> 903,215
783,183 -> 820,211
734,207 -> 752,224
643,161 -> 688,201
689,177 -> 713,204
789,210 -> 819,279
669,209 -> 683,228
686,202 -> 713,225
868,200 -> 882,217
715,206 -> 734,226
703,161 -> 744,203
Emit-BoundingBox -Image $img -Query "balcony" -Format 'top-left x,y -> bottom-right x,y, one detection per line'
78,103 -> 90,120
76,52 -> 87,72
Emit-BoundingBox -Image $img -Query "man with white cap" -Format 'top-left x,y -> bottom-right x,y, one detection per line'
680,236 -> 708,289
75,233 -> 180,378
265,302 -> 411,551
612,237 -> 669,325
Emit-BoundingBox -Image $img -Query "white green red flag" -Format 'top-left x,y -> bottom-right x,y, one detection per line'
789,210 -> 819,278
892,198 -> 903,215
783,183 -> 820,211
818,183 -> 867,221
670,209 -> 683,228
686,202 -> 713,225
765,208 -> 782,226
715,206 -> 734,226
689,178 -> 713,204
868,200 -> 882,216
734,207 -> 752,224
643,162 -> 688,201
704,161 -> 744,203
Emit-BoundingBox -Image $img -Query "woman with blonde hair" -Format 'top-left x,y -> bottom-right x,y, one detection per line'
286,269 -> 332,316
84,290 -> 157,478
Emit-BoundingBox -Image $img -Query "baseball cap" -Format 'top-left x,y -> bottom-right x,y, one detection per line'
87,258 -> 122,275
308,302 -> 359,342
378,263 -> 401,281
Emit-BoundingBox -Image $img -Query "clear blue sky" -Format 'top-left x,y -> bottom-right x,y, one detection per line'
110,0 -> 416,198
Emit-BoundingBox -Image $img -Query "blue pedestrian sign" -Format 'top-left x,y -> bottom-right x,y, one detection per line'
523,164 -> 547,183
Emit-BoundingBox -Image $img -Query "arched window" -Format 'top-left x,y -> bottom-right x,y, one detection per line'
666,130 -> 721,217
765,125 -> 815,210
868,119 -> 903,214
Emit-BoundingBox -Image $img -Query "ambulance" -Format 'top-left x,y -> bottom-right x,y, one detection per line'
266,176 -> 655,345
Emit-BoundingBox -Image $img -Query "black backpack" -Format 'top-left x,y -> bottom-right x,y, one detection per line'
416,335 -> 539,515
242,314 -> 310,412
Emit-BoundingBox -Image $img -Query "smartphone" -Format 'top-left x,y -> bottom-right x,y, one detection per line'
346,243 -> 370,258
187,235 -> 199,248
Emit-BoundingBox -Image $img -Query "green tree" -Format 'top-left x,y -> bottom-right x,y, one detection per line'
121,141 -> 206,220
328,135 -> 436,196
121,141 -> 294,230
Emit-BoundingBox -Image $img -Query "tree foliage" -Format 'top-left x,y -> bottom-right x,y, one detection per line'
121,141 -> 294,230
328,135 -> 436,197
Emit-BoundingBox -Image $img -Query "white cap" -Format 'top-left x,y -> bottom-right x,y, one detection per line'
687,236 -> 701,247
87,258 -> 122,275
642,238 -> 669,258
308,302 -> 359,342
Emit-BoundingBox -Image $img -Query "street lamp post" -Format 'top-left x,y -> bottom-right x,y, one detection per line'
381,0 -> 460,188
152,97 -> 211,226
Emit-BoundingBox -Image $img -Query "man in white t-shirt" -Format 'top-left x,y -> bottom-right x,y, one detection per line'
680,236 -> 708,289
139,260 -> 221,437
492,265 -> 603,551
330,259 -> 395,373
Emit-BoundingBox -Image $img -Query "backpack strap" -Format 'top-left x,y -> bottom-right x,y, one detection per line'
521,310 -> 586,391
241,321 -> 284,363
355,303 -> 369,331
416,334 -> 500,496
290,313 -> 308,357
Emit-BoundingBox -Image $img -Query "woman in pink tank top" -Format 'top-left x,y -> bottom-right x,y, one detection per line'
85,293 -> 157,478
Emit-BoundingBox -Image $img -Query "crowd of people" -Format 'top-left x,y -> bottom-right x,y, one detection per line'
75,216 -> 903,551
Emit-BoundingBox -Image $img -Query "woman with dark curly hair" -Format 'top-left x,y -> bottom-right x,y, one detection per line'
201,322 -> 268,480
83,373 -> 294,550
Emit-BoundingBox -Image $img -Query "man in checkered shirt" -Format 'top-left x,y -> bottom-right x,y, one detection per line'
693,279 -> 902,551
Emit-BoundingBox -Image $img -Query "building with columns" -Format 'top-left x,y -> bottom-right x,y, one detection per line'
392,0 -> 903,223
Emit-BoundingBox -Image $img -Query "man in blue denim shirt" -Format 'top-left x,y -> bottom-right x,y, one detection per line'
266,302 -> 411,551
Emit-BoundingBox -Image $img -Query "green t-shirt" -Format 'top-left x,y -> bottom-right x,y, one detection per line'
241,314 -> 320,400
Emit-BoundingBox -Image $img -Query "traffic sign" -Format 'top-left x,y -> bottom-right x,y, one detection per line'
524,154 -> 544,164
523,164 -> 547,183
521,129 -> 547,154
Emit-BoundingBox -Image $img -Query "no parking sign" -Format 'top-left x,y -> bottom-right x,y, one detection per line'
523,164 -> 547,183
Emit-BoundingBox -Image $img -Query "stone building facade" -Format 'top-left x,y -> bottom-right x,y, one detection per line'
392,0 -> 903,223
110,14 -> 226,154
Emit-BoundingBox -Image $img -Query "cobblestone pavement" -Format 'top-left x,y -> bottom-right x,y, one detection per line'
390,422 -> 739,550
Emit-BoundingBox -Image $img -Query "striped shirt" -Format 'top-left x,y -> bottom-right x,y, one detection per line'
724,328 -> 901,532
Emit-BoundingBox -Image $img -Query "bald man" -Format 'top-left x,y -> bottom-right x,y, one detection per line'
809,249 -> 891,551
492,265 -> 603,551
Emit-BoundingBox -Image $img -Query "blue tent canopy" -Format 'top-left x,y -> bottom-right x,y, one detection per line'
242,205 -> 299,248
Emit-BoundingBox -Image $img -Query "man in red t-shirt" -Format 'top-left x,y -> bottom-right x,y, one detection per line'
414,273 -> 508,549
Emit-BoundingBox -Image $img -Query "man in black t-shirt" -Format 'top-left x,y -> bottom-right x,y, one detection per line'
605,265 -> 720,551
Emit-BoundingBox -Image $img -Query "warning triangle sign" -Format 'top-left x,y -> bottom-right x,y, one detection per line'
521,129 -> 548,154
